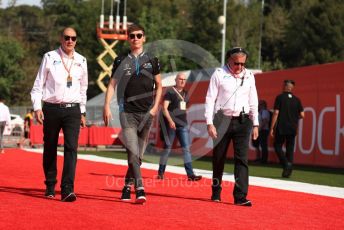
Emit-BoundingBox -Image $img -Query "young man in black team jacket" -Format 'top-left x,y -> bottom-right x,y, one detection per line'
103,24 -> 162,204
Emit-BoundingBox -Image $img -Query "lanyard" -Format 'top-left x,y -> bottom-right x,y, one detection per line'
59,48 -> 74,79
172,87 -> 185,102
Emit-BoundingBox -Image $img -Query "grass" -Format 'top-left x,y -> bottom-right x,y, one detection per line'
78,150 -> 344,188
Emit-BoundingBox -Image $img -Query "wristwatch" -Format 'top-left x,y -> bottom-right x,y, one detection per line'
81,112 -> 86,117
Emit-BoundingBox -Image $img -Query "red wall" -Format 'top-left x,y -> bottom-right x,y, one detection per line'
150,62 -> 344,168
254,62 -> 344,168
30,125 -> 122,147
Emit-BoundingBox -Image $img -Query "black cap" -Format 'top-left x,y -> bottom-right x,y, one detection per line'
284,79 -> 295,85
226,47 -> 248,60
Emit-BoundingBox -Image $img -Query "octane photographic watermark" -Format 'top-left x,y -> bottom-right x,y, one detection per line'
105,174 -> 234,190
111,39 -> 226,166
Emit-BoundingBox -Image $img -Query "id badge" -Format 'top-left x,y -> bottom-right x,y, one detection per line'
67,75 -> 72,88
180,101 -> 186,110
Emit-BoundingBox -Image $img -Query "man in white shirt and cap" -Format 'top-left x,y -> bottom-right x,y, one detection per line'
205,47 -> 259,206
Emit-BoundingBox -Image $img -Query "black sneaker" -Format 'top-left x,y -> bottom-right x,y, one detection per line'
44,186 -> 55,199
61,192 -> 77,202
187,175 -> 202,181
61,185 -> 76,202
135,189 -> 146,204
121,186 -> 131,201
211,186 -> 222,202
282,162 -> 293,178
234,198 -> 252,207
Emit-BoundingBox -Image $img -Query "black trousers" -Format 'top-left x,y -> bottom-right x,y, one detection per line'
273,131 -> 296,167
42,104 -> 81,191
212,115 -> 253,200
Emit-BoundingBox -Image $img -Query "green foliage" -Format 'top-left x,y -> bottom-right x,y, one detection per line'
0,36 -> 25,103
188,0 -> 222,61
0,0 -> 343,105
262,5 -> 288,69
282,0 -> 344,67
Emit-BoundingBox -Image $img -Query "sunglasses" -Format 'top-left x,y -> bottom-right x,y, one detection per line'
64,35 -> 77,42
284,80 -> 295,85
129,33 -> 143,39
234,62 -> 245,66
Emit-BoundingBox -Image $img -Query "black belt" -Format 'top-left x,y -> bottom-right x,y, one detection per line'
228,114 -> 249,120
44,102 -> 79,108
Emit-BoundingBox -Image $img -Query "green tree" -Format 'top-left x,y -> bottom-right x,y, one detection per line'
0,36 -> 25,104
282,0 -> 344,67
135,0 -> 191,72
261,4 -> 288,70
188,0 -> 222,64
226,1 -> 262,69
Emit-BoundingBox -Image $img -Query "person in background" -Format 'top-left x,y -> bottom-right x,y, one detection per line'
19,109 -> 35,148
0,96 -> 11,154
157,73 -> 202,181
252,100 -> 270,163
205,47 -> 259,206
103,24 -> 162,204
31,27 -> 88,202
270,80 -> 304,178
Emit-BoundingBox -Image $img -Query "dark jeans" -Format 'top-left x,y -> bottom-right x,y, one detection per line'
159,125 -> 194,176
120,111 -> 153,190
42,104 -> 81,192
273,131 -> 296,167
212,115 -> 253,200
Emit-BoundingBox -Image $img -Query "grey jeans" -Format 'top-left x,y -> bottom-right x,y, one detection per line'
120,111 -> 153,189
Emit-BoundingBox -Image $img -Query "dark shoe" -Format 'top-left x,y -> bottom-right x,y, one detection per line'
44,186 -> 55,199
187,175 -> 202,181
121,186 -> 131,201
61,185 -> 76,202
234,198 -> 252,207
135,189 -> 146,204
158,164 -> 166,178
282,162 -> 293,178
157,173 -> 164,179
211,186 -> 222,202
61,192 -> 77,202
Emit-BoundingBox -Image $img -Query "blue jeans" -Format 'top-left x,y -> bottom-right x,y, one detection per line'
159,125 -> 193,176
120,111 -> 153,189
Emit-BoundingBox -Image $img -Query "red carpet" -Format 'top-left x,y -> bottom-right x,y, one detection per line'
0,149 -> 343,229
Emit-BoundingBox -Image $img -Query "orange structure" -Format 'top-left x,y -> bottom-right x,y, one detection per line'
96,0 -> 130,92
